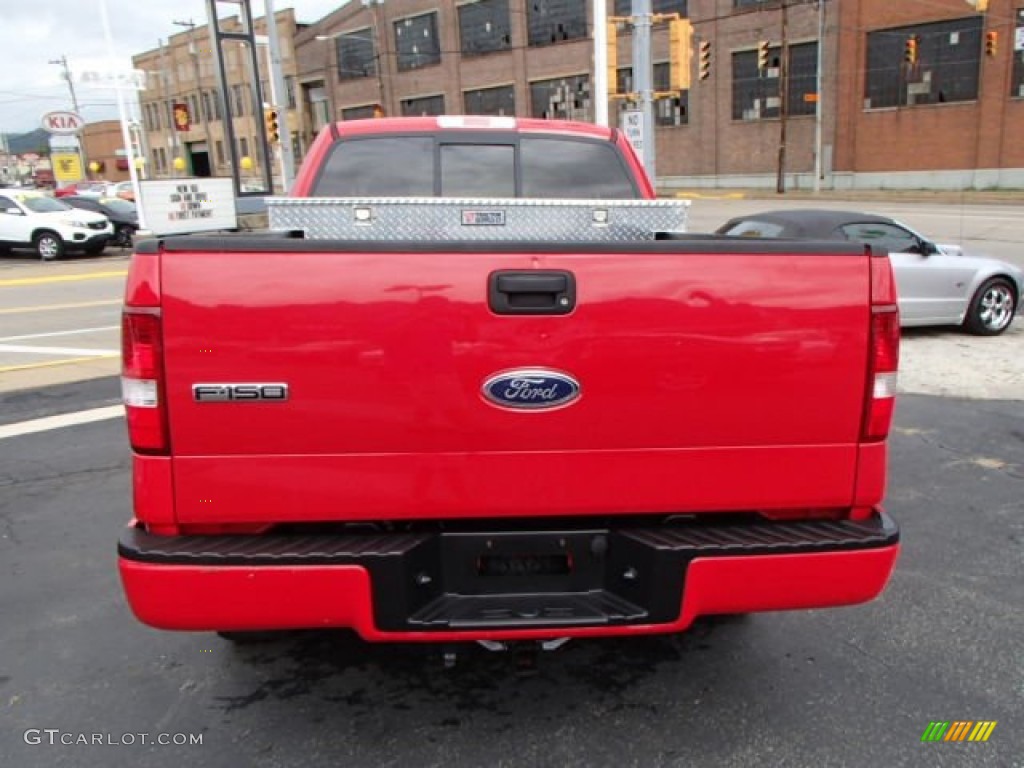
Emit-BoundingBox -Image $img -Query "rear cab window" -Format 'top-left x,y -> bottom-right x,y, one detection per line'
312,132 -> 639,199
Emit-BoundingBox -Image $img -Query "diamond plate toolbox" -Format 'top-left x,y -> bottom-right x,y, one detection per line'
267,197 -> 689,242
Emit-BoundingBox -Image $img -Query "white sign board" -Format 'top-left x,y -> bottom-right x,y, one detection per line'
1015,27 -> 1024,52
75,69 -> 148,90
139,178 -> 237,236
621,109 -> 645,167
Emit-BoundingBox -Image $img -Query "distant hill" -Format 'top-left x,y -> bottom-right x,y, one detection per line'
4,129 -> 50,155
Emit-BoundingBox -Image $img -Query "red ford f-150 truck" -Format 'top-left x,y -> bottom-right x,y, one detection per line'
118,116 -> 900,648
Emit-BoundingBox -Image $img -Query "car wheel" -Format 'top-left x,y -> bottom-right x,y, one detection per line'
114,225 -> 133,248
34,231 -> 64,261
964,277 -> 1016,336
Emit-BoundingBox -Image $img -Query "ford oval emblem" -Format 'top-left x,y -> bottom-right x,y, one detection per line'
482,369 -> 581,410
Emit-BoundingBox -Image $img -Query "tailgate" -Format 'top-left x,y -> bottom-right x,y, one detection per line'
161,241 -> 870,523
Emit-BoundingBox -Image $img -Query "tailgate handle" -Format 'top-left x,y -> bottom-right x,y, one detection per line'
489,271 -> 576,315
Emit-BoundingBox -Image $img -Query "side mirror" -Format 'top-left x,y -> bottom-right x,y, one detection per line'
919,239 -> 939,256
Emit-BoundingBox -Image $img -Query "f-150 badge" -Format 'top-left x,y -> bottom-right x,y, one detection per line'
482,369 -> 580,410
193,383 -> 289,402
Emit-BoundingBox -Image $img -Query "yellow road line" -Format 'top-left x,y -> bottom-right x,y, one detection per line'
0,354 -> 119,374
0,299 -> 122,315
0,270 -> 127,287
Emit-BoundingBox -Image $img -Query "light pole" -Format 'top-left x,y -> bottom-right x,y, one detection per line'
48,54 -> 88,184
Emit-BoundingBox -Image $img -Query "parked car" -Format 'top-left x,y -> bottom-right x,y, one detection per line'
0,190 -> 112,259
54,181 -> 108,199
715,209 -> 1023,335
64,195 -> 138,247
112,181 -> 136,202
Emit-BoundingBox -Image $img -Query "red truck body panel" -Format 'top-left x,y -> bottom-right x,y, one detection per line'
158,249 -> 873,525
118,118 -> 898,643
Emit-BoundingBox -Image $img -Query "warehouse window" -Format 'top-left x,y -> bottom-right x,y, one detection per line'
401,94 -> 445,116
616,64 -> 689,125
732,41 -> 818,120
614,0 -> 686,15
1012,9 -> 1024,98
395,13 -> 441,71
864,17 -> 982,109
341,105 -> 379,120
530,74 -> 590,120
464,84 -> 516,115
528,0 -> 587,47
336,28 -> 377,80
459,0 -> 512,56
215,140 -> 225,165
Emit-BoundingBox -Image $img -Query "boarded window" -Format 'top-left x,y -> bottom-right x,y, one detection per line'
613,0 -> 686,15
1010,9 -> 1024,97
464,85 -> 516,115
395,13 -> 441,71
459,0 -> 512,56
341,105 -> 379,120
864,17 -> 982,109
732,42 -> 817,120
616,64 -> 689,126
401,94 -> 445,116
527,0 -> 587,47
530,74 -> 591,120
336,29 -> 377,80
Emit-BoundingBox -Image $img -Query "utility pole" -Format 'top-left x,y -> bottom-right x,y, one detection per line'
775,0 -> 789,194
594,0 -> 609,126
632,0 -> 656,183
48,54 -> 87,184
813,0 -> 825,193
262,0 -> 294,189
48,55 -> 81,113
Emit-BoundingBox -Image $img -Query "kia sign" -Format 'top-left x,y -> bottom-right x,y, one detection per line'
41,111 -> 84,136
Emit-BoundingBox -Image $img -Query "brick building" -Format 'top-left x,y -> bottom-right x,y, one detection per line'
129,0 -> 1024,190
295,0 -> 1023,190
132,8 -> 308,185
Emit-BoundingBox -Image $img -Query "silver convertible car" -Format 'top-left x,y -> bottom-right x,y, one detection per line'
715,209 -> 1023,335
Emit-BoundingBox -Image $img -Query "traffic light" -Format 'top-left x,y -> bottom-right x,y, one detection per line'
757,40 -> 770,71
985,30 -> 998,57
669,18 -> 694,91
904,35 -> 918,65
263,107 -> 280,144
607,22 -> 618,96
699,40 -> 712,81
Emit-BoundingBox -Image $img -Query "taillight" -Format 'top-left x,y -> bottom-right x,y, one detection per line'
863,252 -> 900,441
122,310 -> 168,453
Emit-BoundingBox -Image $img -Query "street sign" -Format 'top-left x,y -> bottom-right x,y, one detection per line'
139,178 -> 237,236
52,153 -> 84,182
621,109 -> 645,166
41,111 -> 84,135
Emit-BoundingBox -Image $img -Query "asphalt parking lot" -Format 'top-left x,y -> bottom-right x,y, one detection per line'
0,378 -> 1021,768
1,198 -> 1022,766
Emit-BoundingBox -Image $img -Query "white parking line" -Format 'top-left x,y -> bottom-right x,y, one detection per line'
0,325 -> 120,343
0,406 -> 124,441
0,344 -> 119,357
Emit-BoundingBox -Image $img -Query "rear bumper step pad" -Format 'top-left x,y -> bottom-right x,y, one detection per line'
119,514 -> 898,633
